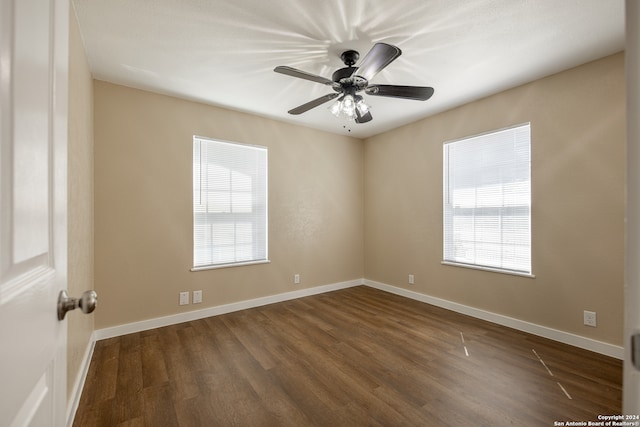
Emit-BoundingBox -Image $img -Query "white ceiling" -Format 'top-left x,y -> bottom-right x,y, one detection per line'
73,0 -> 625,139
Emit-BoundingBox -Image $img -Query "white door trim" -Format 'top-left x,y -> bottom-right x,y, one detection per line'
624,0 -> 640,415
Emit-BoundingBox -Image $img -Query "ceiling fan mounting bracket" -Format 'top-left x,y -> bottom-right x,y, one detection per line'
340,50 -> 360,66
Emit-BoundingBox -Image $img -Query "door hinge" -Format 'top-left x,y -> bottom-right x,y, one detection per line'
632,333 -> 640,371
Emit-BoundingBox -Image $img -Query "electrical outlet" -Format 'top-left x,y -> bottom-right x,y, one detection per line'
294,274 -> 300,284
179,291 -> 189,306
408,274 -> 415,285
193,290 -> 202,304
583,310 -> 597,327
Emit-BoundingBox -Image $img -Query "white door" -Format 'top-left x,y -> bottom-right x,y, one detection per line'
627,0 -> 640,416
0,0 -> 69,425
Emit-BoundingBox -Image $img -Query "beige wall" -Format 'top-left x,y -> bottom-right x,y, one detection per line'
93,82 -> 364,329
67,5 -> 95,401
92,52 -> 624,347
364,53 -> 625,346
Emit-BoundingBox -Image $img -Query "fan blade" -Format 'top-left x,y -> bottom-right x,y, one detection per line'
274,66 -> 337,86
288,93 -> 340,115
355,109 -> 373,124
365,85 -> 434,101
354,43 -> 402,81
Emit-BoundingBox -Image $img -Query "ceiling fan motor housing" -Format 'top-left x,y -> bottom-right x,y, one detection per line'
332,66 -> 358,83
333,50 -> 369,93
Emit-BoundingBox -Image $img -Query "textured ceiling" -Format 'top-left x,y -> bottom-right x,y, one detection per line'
73,0 -> 625,139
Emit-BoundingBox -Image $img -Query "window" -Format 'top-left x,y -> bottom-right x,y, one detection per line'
443,123 -> 531,276
192,136 -> 268,270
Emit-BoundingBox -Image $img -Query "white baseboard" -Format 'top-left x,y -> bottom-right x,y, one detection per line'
363,279 -> 624,360
95,279 -> 364,341
92,277 -> 623,359
66,331 -> 96,427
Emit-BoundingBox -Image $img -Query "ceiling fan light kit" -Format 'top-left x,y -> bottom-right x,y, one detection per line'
329,94 -> 370,121
274,42 -> 434,125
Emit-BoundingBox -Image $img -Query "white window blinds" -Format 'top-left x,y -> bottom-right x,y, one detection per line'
443,123 -> 531,275
193,136 -> 268,269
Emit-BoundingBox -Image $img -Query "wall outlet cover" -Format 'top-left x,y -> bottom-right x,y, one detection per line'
583,310 -> 597,327
193,290 -> 202,304
179,291 -> 189,305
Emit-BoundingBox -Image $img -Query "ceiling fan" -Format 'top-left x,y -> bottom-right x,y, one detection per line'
274,43 -> 434,124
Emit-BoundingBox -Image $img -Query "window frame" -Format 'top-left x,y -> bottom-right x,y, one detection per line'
191,136 -> 269,271
442,123 -> 534,278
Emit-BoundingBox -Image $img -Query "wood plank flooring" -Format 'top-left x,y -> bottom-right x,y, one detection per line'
73,286 -> 622,426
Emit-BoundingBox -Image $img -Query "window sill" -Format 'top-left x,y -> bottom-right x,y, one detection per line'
441,261 -> 535,278
191,259 -> 271,272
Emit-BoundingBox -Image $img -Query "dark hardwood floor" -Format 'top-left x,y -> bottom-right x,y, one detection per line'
73,286 -> 622,426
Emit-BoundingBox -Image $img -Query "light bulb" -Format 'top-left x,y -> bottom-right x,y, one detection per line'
329,99 -> 342,117
356,99 -> 370,115
342,95 -> 356,118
